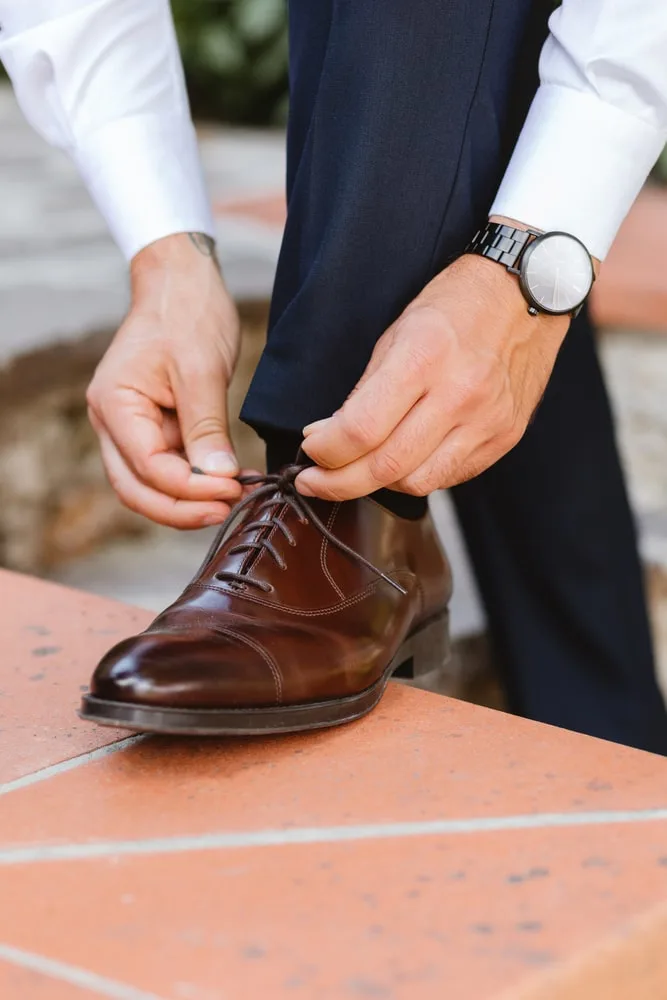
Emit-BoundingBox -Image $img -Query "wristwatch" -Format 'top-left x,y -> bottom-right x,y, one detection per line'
466,221 -> 595,317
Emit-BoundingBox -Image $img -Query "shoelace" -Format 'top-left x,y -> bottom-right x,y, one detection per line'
213,465 -> 406,595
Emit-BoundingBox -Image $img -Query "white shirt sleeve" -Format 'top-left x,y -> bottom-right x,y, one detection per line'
0,0 -> 215,260
490,0 -> 667,260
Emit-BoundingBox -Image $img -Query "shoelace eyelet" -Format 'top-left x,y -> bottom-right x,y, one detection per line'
209,465 -> 406,596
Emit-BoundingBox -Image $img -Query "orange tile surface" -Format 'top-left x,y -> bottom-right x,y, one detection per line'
1,571 -> 667,1000
0,962 -> 82,1000
1,685 -> 665,850
0,569 -> 150,782
507,899 -> 667,1000
2,827 -> 667,1000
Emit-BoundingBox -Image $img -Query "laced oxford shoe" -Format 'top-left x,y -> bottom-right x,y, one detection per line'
80,466 -> 452,735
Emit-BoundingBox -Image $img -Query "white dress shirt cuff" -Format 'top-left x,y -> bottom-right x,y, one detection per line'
490,84 -> 667,260
73,112 -> 216,260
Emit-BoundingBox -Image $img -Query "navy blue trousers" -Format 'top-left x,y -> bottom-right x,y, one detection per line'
241,0 -> 667,753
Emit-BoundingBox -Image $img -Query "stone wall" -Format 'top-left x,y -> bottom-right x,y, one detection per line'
0,304 -> 268,575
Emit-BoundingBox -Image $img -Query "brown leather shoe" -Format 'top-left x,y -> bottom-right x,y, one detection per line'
80,466 -> 452,735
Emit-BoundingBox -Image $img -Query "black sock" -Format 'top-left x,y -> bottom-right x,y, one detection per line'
259,429 -> 428,519
371,489 -> 427,520
260,429 -> 304,473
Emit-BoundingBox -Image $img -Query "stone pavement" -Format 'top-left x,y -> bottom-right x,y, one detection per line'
2,569 -> 667,1000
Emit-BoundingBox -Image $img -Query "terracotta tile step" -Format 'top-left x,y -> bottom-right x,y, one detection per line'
1,569 -> 667,999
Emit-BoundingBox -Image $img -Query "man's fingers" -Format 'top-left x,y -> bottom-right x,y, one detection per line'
296,397 -> 454,500
89,397 -> 242,504
238,468 -> 264,499
173,360 -> 239,478
95,423 -> 232,529
393,425 -> 521,495
297,413 -> 521,501
302,332 -> 426,470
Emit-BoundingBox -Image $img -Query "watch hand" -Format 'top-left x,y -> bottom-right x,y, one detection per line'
553,268 -> 560,310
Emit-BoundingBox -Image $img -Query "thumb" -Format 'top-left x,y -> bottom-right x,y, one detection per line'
174,365 -> 239,478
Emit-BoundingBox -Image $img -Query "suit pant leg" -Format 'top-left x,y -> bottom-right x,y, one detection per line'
242,0 -> 543,433
241,0 -> 667,752
452,308 -> 667,753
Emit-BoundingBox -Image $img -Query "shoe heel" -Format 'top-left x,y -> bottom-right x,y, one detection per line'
392,612 -> 451,689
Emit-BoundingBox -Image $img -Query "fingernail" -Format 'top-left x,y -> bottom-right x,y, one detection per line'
296,476 -> 315,497
200,451 -> 238,476
303,419 -> 328,436
203,514 -> 226,526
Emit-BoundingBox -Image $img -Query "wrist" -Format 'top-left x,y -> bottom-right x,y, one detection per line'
488,214 -> 537,234
130,232 -> 222,300
467,219 -> 597,316
453,253 -> 546,317
488,214 -> 600,277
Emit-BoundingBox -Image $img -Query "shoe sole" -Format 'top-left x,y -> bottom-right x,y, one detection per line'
78,612 -> 450,736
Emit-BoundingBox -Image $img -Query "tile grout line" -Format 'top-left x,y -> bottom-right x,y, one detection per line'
0,943 -> 168,1000
1,808 -> 667,866
0,735 -> 145,798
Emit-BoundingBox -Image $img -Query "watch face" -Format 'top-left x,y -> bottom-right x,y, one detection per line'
520,233 -> 594,315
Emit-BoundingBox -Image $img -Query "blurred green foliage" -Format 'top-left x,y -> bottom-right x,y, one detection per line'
172,0 -> 289,125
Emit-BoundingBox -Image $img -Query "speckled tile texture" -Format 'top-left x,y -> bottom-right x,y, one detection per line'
1,570 -> 667,1000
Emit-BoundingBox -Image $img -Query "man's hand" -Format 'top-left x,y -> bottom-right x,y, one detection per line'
296,254 -> 569,500
87,233 -> 245,528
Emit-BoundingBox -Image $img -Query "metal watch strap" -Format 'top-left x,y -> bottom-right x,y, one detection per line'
466,221 -> 537,273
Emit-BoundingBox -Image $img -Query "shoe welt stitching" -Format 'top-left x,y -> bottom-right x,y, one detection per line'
192,581 -> 380,617
215,626 -> 283,704
319,503 -> 345,601
193,570 -> 415,617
